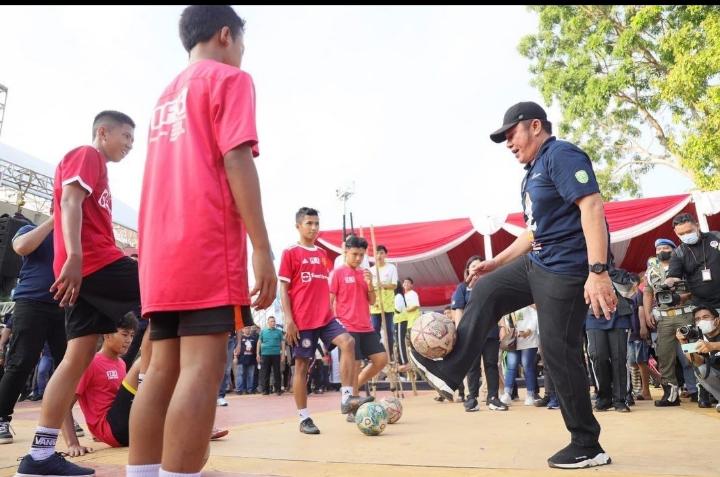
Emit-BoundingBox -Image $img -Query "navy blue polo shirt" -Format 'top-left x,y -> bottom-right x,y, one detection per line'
522,137 -> 601,276
451,282 -> 499,339
12,225 -> 56,304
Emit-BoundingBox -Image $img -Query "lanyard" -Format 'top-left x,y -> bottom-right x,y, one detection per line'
686,237 -> 708,270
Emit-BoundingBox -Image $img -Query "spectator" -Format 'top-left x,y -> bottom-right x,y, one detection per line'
501,305 -> 539,407
217,331 -> 238,406
369,245 -> 398,358
234,326 -> 258,394
258,317 -> 284,395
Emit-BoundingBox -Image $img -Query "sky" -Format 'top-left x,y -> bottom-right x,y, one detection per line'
0,5 -> 694,259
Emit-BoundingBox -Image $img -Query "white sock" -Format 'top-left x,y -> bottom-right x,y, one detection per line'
28,426 -> 59,461
298,408 -> 310,421
341,386 -> 352,404
159,470 -> 200,477
127,464 -> 161,477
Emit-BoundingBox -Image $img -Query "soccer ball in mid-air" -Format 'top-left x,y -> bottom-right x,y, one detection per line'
410,312 -> 457,359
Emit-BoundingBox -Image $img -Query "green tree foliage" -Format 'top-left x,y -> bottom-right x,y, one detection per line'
519,5 -> 720,198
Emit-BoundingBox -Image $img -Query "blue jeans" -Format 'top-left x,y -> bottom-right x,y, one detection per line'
218,334 -> 237,398
33,353 -> 54,396
235,362 -> 256,392
504,348 -> 538,395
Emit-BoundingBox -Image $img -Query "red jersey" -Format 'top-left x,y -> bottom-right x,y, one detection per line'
139,59 -> 259,314
53,146 -> 125,278
76,352 -> 126,447
329,265 -> 373,333
278,244 -> 332,330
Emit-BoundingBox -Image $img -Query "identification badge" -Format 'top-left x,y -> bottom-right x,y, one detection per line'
702,268 -> 712,282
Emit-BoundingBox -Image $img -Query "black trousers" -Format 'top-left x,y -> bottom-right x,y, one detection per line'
587,328 -> 629,405
0,300 -> 66,421
433,255 -> 601,447
261,354 -> 281,392
460,339 -> 499,401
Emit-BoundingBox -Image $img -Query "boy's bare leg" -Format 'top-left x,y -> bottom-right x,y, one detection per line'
160,333 -> 227,472
128,338 -> 180,465
38,335 -> 98,428
332,333 -> 356,387
352,361 -> 362,395
639,362 -> 652,399
294,358 -> 309,410
358,352 -> 389,389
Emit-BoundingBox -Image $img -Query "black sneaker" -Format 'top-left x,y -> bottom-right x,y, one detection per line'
654,384 -> 680,407
346,412 -> 355,423
593,399 -> 612,412
614,403 -> 631,413
299,418 -> 320,435
16,452 -> 95,476
547,443 -> 611,469
408,348 -> 454,402
534,395 -> 550,407
487,397 -> 508,411
464,397 -> 479,412
0,418 -> 13,444
340,395 -> 374,415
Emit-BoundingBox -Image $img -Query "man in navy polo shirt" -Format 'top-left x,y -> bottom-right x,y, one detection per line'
410,101 -> 617,469
0,216 -> 67,444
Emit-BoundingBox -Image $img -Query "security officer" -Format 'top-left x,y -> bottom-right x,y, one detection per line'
643,236 -> 696,406
664,213 -> 720,403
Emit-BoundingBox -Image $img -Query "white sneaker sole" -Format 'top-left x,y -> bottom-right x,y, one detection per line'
548,452 -> 612,469
488,404 -> 508,411
408,351 -> 454,402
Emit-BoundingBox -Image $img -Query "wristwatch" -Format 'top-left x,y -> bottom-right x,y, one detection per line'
589,262 -> 608,274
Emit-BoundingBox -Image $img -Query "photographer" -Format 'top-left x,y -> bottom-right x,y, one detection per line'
675,306 -> 720,411
643,237 -> 697,407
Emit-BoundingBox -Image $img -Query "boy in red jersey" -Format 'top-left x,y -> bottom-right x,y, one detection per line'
330,235 -> 388,422
279,208 -> 372,434
15,110 -> 138,477
129,6 -> 276,477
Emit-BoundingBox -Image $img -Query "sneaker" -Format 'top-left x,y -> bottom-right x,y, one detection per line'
547,443 -> 611,469
210,427 -> 229,440
487,397 -> 508,411
524,395 -> 535,406
299,417 -> 320,435
16,452 -> 95,477
235,390 -> 245,395
716,403 -> 720,413
433,395 -> 445,402
613,403 -> 631,413
340,395 -> 374,414
698,400 -> 712,409
346,412 -> 355,423
217,397 -> 228,407
408,348 -> 454,402
499,392 -> 512,406
689,391 -> 698,403
593,399 -> 612,412
547,397 -> 560,410
73,422 -> 84,438
534,395 -> 550,407
0,418 -> 14,444
464,397 -> 479,412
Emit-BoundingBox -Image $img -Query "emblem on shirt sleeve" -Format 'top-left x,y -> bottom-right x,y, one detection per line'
575,170 -> 589,184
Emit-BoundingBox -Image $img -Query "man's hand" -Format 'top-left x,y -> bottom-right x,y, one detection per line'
66,444 -> 93,457
50,254 -> 82,307
249,250 -> 277,310
675,329 -> 688,343
640,327 -> 650,340
363,269 -> 373,286
518,330 -> 532,339
664,277 -> 681,287
466,258 -> 496,284
285,320 -> 300,347
584,272 -> 617,320
695,341 -> 713,354
256,355 -> 263,363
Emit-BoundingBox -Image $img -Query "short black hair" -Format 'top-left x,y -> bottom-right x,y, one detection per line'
376,245 -> 388,254
345,235 -> 368,250
693,305 -> 719,318
295,207 -> 319,223
672,212 -> 698,227
92,110 -> 135,140
404,277 -> 414,284
118,311 -> 139,332
179,5 -> 246,53
521,118 -> 552,135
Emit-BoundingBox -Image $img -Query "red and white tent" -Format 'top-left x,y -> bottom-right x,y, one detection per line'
317,193 -> 720,307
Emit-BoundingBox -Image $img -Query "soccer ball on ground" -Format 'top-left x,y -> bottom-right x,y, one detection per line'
379,396 -> 403,424
355,402 -> 388,436
410,312 -> 457,359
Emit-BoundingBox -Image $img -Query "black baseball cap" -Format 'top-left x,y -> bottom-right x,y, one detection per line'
490,101 -> 547,143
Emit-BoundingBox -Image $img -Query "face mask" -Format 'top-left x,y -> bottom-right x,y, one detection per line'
697,320 -> 716,335
680,232 -> 699,245
656,251 -> 672,261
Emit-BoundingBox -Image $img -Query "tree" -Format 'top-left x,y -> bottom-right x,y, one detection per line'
519,5 -> 720,199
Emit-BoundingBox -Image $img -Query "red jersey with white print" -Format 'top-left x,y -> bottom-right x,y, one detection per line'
76,352 -> 126,447
53,146 -> 125,278
278,244 -> 332,330
139,59 -> 259,314
329,264 -> 374,333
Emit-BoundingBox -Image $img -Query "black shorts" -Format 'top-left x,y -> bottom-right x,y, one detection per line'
148,306 -> 237,340
105,381 -> 135,447
351,331 -> 386,360
65,257 -> 140,340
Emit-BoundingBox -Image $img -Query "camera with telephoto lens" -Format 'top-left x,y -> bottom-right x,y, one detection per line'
678,324 -> 703,342
653,280 -> 688,308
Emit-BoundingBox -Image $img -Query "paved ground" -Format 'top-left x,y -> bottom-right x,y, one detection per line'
1,387 -> 718,477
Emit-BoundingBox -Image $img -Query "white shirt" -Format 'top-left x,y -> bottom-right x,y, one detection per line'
404,290 -> 420,309
511,306 -> 539,350
369,262 -> 398,288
